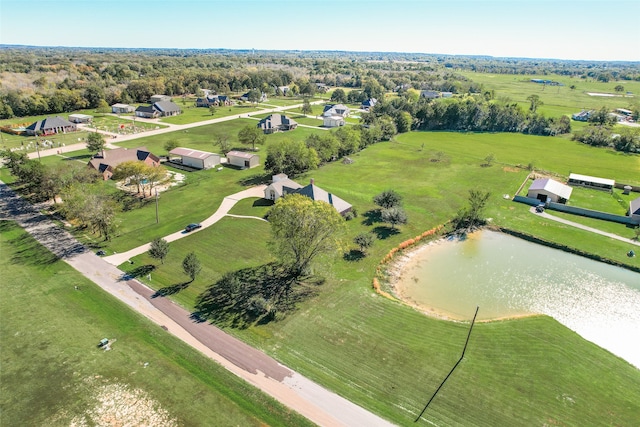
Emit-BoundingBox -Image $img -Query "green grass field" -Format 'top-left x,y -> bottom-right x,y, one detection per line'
108,129 -> 640,425
460,72 -> 640,120
160,103 -> 265,125
0,221 -> 312,427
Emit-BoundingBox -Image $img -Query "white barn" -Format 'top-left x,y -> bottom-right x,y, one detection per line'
227,150 -> 260,169
169,147 -> 220,170
68,113 -> 93,123
527,178 -> 573,204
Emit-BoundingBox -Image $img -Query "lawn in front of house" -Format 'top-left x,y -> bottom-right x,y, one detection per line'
0,221 -> 312,427
118,131 -> 640,426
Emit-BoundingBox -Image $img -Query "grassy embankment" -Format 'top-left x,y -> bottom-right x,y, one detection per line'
0,221 -> 312,426
113,130 -> 640,425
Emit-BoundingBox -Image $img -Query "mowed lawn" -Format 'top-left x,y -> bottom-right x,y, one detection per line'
0,221 -> 312,427
117,130 -> 640,425
459,71 -> 640,121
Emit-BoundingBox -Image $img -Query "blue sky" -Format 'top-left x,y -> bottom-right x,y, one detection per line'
1,0 -> 638,61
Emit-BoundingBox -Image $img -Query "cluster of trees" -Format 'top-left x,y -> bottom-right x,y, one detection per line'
148,238 -> 202,282
573,125 -> 640,153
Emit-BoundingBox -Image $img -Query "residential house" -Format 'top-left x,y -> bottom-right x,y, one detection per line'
628,197 -> 640,224
111,103 -> 135,114
264,175 -> 352,215
257,114 -> 298,134
527,178 -> 573,204
322,103 -> 349,128
150,94 -> 171,103
68,114 -> 93,124
26,116 -> 77,136
568,173 -> 615,192
153,101 -> 181,117
361,98 -> 377,111
226,150 -> 260,169
264,173 -> 303,200
195,95 -> 232,107
420,90 -> 441,99
571,110 -> 593,121
135,101 -> 181,118
275,85 -> 290,96
169,147 -> 221,170
87,146 -> 160,180
240,91 -> 268,102
135,105 -> 159,119
315,83 -> 329,92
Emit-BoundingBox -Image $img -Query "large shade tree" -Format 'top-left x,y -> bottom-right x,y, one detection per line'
268,194 -> 345,276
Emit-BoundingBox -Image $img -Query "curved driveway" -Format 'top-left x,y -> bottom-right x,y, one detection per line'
103,185 -> 268,266
0,180 -> 395,427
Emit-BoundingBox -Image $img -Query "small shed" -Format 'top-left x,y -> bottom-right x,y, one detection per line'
527,178 -> 573,203
169,147 -> 220,170
68,113 -> 93,124
227,150 -> 259,169
568,173 -> 615,192
323,115 -> 345,128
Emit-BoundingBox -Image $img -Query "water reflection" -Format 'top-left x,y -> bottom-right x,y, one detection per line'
395,230 -> 640,368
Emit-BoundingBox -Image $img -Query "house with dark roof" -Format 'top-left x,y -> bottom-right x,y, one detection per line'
257,114 -> 298,134
26,116 -> 77,136
361,98 -> 377,111
240,91 -> 267,102
629,197 -> 640,224
135,101 -> 181,118
264,175 -> 352,215
420,90 -> 441,99
195,95 -> 232,107
322,104 -> 350,128
135,105 -> 159,119
87,146 -> 160,180
571,110 -> 593,122
169,147 -> 220,170
527,178 -> 573,204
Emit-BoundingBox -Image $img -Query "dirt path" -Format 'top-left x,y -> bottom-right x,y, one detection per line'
0,180 -> 395,427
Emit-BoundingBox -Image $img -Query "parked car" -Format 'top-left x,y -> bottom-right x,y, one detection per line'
96,250 -> 106,256
184,223 -> 202,232
535,204 -> 545,213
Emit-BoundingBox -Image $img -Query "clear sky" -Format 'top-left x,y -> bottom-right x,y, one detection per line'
1,0 -> 638,61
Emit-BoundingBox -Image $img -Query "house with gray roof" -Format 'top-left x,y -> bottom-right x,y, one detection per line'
195,95 -> 232,107
264,175 -> 352,215
322,104 -> 349,128
420,90 -> 441,99
135,101 -> 181,118
257,114 -> 298,134
26,116 -> 77,136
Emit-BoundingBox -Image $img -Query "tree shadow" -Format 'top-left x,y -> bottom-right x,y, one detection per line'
343,249 -> 366,262
237,171 -> 272,187
152,281 -> 191,298
8,229 -> 59,266
121,264 -> 156,280
361,209 -> 383,226
193,262 -> 322,328
372,226 -> 400,240
252,198 -> 274,208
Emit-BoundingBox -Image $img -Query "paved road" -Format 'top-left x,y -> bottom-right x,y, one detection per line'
530,206 -> 640,246
0,180 -> 395,427
103,185 -> 268,265
27,99 -> 328,160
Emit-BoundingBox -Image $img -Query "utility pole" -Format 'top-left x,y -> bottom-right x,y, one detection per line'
155,188 -> 159,224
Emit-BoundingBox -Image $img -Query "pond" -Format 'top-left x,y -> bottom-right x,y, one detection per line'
394,230 -> 640,369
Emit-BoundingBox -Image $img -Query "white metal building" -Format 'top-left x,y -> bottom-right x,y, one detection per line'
169,147 -> 220,170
